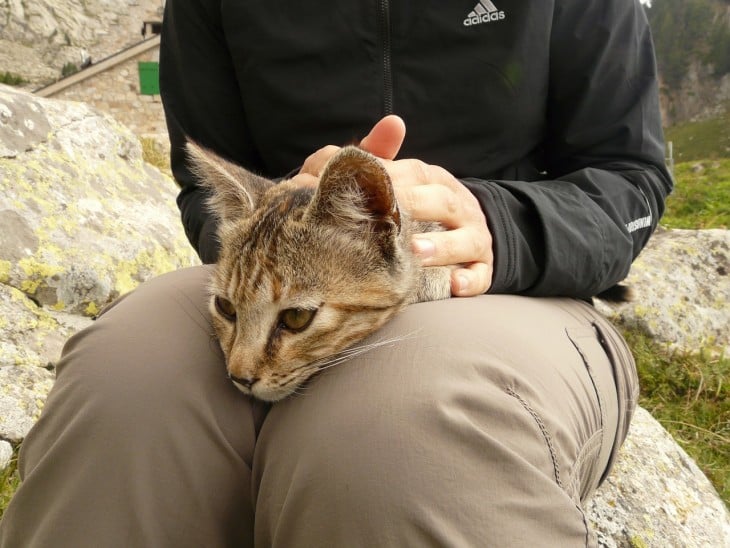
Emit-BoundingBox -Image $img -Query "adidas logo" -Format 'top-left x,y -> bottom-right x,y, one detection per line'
463,0 -> 506,26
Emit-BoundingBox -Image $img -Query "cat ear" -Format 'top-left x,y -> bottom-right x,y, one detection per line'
185,141 -> 273,223
309,146 -> 401,232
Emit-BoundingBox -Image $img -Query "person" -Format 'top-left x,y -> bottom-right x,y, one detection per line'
0,0 -> 673,546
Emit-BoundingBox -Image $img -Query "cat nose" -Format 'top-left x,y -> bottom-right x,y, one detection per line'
230,375 -> 259,390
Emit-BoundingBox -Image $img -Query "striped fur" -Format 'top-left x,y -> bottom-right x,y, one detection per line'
187,144 -> 451,401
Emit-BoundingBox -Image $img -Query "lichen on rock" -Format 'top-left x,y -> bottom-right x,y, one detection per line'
596,227 -> 729,357
0,85 -> 199,315
0,86 -> 196,444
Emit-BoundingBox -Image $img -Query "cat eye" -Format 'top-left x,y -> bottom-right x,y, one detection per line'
214,296 -> 237,321
279,308 -> 317,332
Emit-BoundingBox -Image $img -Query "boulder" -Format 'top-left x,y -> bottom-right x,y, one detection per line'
596,227 -> 729,357
0,85 -> 198,442
0,85 -> 198,316
588,407 -> 730,547
0,282 -> 90,442
0,0 -> 165,87
0,442 -> 11,472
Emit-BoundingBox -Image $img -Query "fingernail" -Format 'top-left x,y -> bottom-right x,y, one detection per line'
412,238 -> 435,258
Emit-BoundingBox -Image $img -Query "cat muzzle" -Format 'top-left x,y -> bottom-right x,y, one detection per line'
230,375 -> 258,390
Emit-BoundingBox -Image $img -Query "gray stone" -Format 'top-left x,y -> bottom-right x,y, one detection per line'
588,407 -> 730,547
0,210 -> 38,262
0,85 -> 199,316
0,441 -> 12,471
0,88 -> 51,158
0,87 -> 196,444
0,283 -> 91,443
0,366 -> 55,443
0,283 -> 91,371
596,227 -> 729,357
0,0 -> 165,87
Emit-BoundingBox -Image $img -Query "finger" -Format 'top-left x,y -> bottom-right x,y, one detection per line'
300,145 -> 341,176
451,262 -> 493,297
396,184 -> 464,227
412,227 -> 492,268
288,173 -> 319,189
359,115 -> 406,160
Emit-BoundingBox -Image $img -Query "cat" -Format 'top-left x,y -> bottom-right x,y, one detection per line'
187,143 -> 632,401
187,143 -> 451,402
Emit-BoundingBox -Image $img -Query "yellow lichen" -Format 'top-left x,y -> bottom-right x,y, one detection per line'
629,536 -> 649,548
85,301 -> 99,316
113,246 -> 185,296
16,257 -> 64,296
20,278 -> 41,295
17,257 -> 63,279
0,259 -> 11,283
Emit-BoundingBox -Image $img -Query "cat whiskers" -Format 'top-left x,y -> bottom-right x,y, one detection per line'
313,331 -> 423,373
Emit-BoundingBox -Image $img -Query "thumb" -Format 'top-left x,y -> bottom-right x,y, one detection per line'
359,115 -> 406,160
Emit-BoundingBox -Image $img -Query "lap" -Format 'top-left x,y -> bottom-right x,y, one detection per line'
4,266 -> 637,547
254,295 -> 637,546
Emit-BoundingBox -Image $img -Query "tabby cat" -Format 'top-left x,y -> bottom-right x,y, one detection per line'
187,143 -> 451,402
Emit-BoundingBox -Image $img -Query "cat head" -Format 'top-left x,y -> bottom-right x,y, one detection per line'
186,143 -> 418,401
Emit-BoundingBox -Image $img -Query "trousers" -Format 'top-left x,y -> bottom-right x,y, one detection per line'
0,265 -> 637,547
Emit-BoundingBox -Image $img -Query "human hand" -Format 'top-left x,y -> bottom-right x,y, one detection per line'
387,158 -> 493,296
292,116 -> 494,296
290,115 -> 406,187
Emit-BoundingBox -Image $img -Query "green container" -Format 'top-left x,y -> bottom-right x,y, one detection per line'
138,62 -> 160,95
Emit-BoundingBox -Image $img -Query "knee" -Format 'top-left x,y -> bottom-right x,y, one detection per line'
49,266 -> 225,425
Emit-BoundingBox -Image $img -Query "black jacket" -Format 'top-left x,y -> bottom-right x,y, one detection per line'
159,0 -> 673,299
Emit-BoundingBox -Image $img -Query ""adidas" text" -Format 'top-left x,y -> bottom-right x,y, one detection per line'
463,11 -> 505,26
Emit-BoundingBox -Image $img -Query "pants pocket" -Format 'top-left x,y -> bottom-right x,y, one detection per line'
566,322 -> 634,501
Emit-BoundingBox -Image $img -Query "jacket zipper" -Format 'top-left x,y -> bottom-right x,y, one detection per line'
378,0 -> 394,115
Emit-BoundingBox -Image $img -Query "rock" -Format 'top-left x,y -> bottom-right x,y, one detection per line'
0,86 -> 197,444
0,283 -> 90,369
0,282 -> 91,442
0,366 -> 55,444
0,0 -> 165,87
596,227 -> 729,357
588,407 -> 730,547
0,85 -> 198,316
0,441 -> 12,471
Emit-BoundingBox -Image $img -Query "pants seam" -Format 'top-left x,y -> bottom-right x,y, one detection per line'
505,386 -> 562,489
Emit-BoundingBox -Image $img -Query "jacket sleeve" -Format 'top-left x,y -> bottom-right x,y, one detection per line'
159,0 -> 261,263
462,0 -> 673,298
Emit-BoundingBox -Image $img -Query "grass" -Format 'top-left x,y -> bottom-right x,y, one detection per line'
629,148 -> 729,507
0,452 -> 19,519
661,158 -> 730,229
0,72 -> 27,86
624,328 -> 729,505
665,107 -> 730,162
140,137 -> 172,177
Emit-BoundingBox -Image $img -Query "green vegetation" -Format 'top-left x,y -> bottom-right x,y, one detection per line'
662,159 -> 730,229
0,71 -> 27,86
626,329 -> 730,506
648,137 -> 730,506
0,451 -> 19,519
665,109 -> 730,162
61,62 -> 79,78
140,137 -> 172,177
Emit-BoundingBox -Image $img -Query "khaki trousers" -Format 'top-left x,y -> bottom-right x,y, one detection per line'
0,266 -> 637,547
